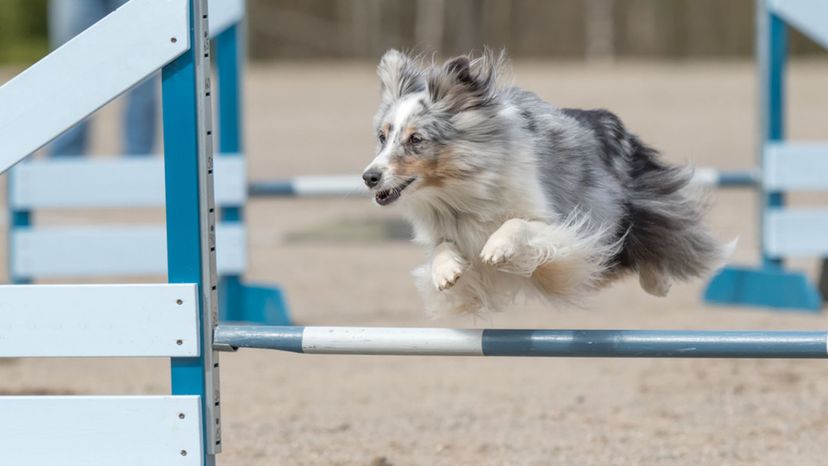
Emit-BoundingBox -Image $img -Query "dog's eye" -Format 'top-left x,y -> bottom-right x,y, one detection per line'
408,133 -> 424,145
378,132 -> 387,144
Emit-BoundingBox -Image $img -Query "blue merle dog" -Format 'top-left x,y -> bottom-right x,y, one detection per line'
362,49 -> 730,316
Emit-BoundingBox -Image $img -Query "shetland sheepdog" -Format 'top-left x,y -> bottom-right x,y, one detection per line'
362,49 -> 730,316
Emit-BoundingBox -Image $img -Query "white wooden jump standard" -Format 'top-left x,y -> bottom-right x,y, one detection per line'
0,0 -> 220,464
1,0 -> 291,327
0,284 -> 204,466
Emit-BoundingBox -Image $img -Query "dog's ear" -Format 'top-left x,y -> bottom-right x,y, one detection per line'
428,49 -> 505,113
378,49 -> 424,102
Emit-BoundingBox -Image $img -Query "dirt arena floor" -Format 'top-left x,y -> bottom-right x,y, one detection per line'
2,60 -> 828,465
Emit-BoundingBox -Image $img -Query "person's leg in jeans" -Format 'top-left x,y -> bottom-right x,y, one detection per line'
108,0 -> 158,155
47,0 -> 107,156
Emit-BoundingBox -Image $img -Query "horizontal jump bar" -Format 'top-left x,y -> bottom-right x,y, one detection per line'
213,326 -> 828,358
248,169 -> 757,197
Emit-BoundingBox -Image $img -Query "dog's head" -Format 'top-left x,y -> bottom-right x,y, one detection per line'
363,49 -> 507,207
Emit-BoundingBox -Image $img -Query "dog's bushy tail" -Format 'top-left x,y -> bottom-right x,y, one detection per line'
619,138 -> 732,283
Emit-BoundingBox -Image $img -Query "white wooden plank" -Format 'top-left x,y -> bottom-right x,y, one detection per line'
769,0 -> 828,49
293,175 -> 366,197
0,284 -> 198,357
764,208 -> 828,257
209,0 -> 245,36
0,0 -> 189,173
0,396 -> 202,466
764,142 -> 828,191
12,224 -> 246,278
10,156 -> 246,209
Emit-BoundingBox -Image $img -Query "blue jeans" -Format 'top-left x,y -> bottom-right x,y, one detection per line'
48,0 -> 158,156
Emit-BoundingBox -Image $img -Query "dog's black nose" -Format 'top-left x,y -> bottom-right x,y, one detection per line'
362,170 -> 382,188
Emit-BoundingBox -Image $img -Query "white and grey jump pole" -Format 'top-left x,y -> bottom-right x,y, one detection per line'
247,169 -> 758,198
214,326 -> 828,358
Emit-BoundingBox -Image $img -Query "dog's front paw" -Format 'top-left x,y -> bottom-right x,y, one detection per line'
480,219 -> 528,267
480,236 -> 517,267
432,256 -> 466,291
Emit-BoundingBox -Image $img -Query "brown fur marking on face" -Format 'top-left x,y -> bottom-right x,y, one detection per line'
389,154 -> 440,186
389,147 -> 471,187
401,126 -> 417,142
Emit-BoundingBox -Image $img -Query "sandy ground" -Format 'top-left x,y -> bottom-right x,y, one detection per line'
2,60 -> 828,465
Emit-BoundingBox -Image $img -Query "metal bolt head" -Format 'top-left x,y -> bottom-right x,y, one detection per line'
176,339 -> 183,346
170,37 -> 178,43
179,413 -> 186,419
176,299 -> 184,305
180,450 -> 187,456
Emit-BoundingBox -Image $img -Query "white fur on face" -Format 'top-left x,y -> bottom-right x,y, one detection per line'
365,92 -> 426,178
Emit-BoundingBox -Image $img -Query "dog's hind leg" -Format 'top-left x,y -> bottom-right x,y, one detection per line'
638,264 -> 672,297
481,218 -> 613,302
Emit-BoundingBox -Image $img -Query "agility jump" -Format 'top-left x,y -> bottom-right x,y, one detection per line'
0,0 -> 826,465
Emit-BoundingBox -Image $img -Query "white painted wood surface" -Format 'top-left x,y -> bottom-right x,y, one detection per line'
764,142 -> 828,191
765,208 -> 828,257
10,156 -> 246,209
0,284 -> 198,357
12,224 -> 246,278
769,0 -> 828,49
0,0 -> 189,173
0,396 -> 202,466
209,0 -> 245,36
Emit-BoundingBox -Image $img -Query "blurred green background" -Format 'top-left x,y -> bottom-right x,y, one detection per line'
0,0 -> 48,64
1,0 -> 824,65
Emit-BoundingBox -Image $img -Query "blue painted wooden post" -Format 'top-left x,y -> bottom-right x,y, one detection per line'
162,0 -> 221,463
215,23 -> 243,322
761,12 -> 786,269
213,20 -> 291,325
703,0 -> 821,311
6,177 -> 31,285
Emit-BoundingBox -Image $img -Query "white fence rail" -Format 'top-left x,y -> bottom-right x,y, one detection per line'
0,396 -> 203,466
11,156 -> 246,208
12,224 -> 246,278
0,284 -> 199,357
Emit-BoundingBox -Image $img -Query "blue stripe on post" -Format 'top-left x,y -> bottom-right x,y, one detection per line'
7,206 -> 31,284
7,163 -> 31,284
762,11 -> 787,269
216,25 -> 242,157
162,0 -> 216,463
482,330 -> 827,358
216,23 -> 244,322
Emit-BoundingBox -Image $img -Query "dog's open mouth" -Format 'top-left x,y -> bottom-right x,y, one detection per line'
375,177 -> 416,206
